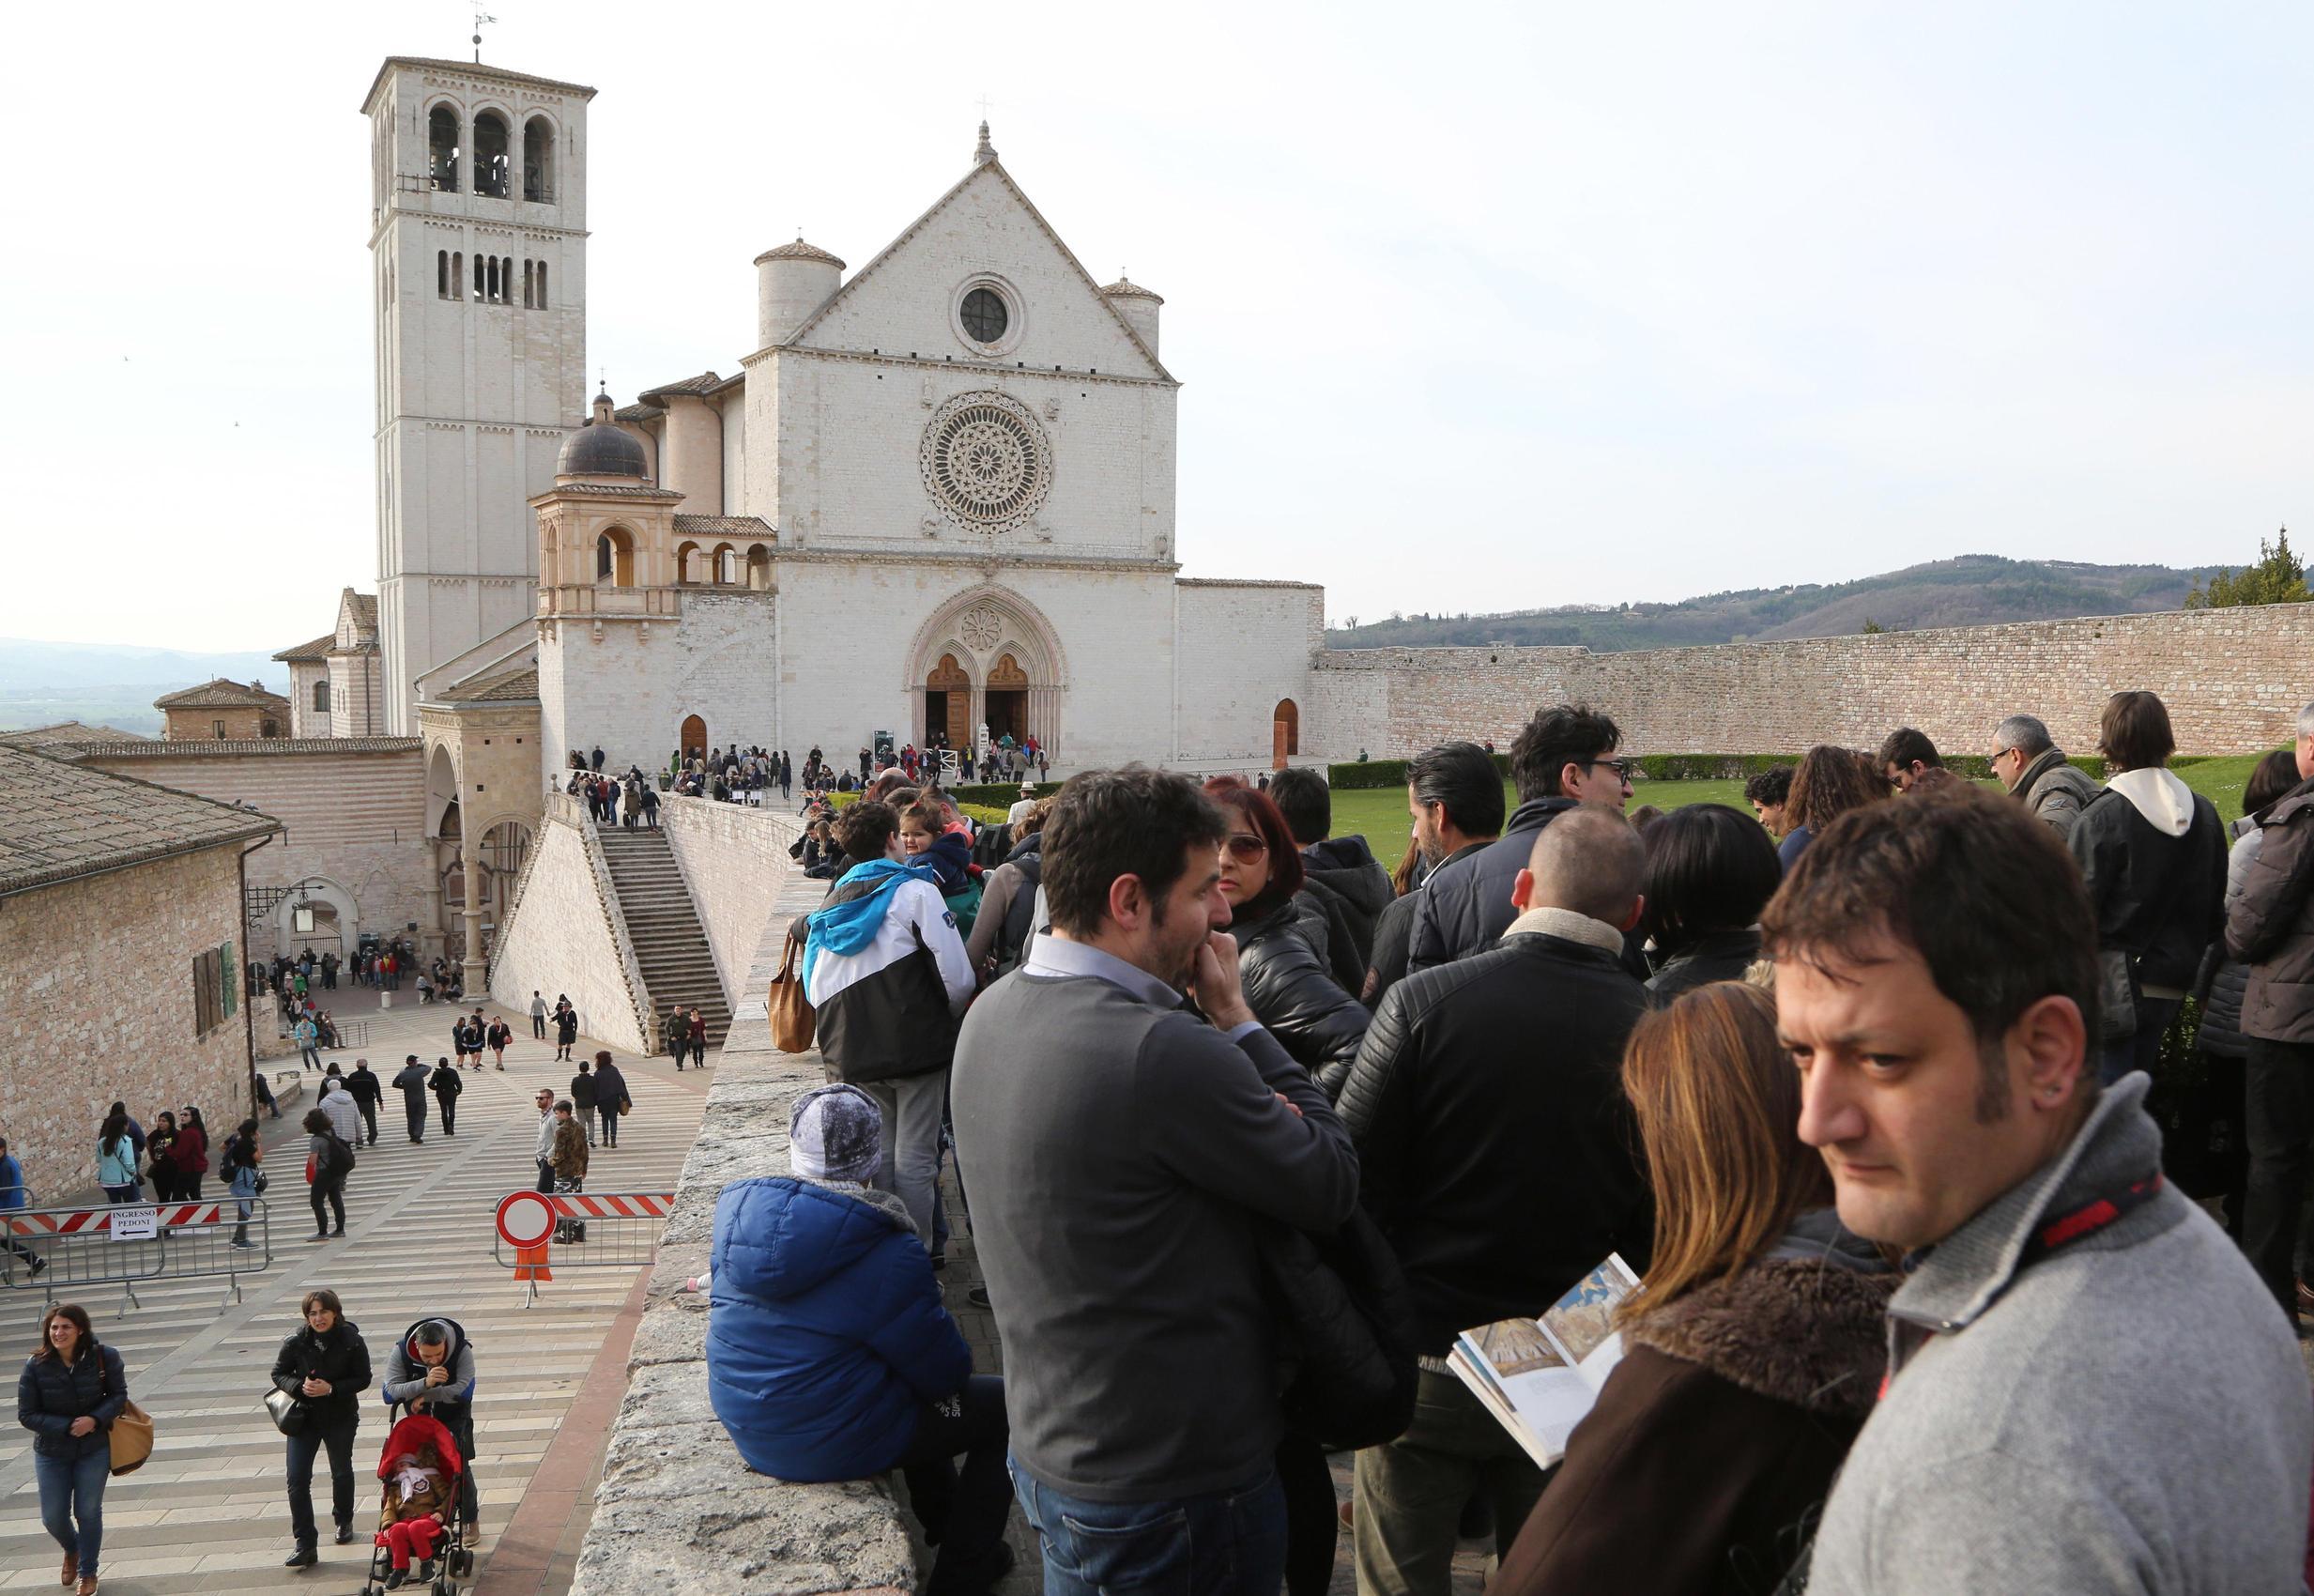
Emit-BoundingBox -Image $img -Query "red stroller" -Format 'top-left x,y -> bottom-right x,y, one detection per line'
360,1412 -> 474,1594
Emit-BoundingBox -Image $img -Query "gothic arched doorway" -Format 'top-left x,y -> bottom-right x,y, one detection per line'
987,653 -> 1029,744
926,654 -> 971,751
680,714 -> 706,765
1273,698 -> 1300,769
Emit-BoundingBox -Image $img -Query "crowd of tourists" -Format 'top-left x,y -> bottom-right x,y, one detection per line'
701,691 -> 2314,1595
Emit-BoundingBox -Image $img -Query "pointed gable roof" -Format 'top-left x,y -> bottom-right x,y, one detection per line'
783,156 -> 1173,384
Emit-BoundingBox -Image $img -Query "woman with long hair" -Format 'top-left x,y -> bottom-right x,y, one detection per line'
1494,984 -> 1893,1595
94,1116 -> 137,1205
1778,746 -> 1887,871
222,1117 -> 264,1250
18,1302 -> 127,1595
302,1109 -> 350,1241
145,1113 -> 180,1204
1636,805 -> 1784,1002
270,1289 -> 371,1567
173,1107 -> 209,1202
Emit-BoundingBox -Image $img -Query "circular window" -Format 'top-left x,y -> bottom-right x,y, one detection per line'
959,286 -> 1009,344
920,391 -> 1052,533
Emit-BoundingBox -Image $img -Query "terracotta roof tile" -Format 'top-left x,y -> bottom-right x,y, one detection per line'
273,634 -> 335,663
672,515 -> 776,540
437,665 -> 540,704
153,678 -> 290,711
0,744 -> 280,898
64,737 -> 421,759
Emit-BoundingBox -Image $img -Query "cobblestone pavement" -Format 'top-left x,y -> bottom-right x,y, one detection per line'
0,998 -> 707,1596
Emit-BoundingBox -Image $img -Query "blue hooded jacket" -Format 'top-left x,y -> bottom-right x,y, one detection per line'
706,1175 -> 970,1481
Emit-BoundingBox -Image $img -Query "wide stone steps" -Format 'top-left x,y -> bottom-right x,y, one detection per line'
595,828 -> 732,1049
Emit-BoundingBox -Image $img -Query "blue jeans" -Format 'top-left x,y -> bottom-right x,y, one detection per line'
36,1447 -> 109,1578
1012,1462 -> 1286,1596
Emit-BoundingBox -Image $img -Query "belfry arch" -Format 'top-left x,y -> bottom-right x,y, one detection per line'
902,585 -> 1067,756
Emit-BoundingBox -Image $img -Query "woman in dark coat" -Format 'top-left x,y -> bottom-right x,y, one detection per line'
589,1052 -> 630,1149
19,1303 -> 127,1594
170,1106 -> 210,1201
271,1288 -> 372,1567
2069,691 -> 2228,1084
1203,778 -> 1372,1080
1637,805 -> 1782,1004
1494,983 -> 1893,1596
553,1002 -> 579,1063
146,1113 -> 182,1203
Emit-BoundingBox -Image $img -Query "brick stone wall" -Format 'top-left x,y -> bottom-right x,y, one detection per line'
487,813 -> 650,1053
661,796 -> 797,1010
1309,603 -> 2314,760
0,846 -> 253,1205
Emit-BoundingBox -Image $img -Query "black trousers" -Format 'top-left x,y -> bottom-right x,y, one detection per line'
1276,1434 -> 1338,1596
2244,1036 -> 2314,1317
404,1099 -> 427,1142
286,1417 -> 359,1548
533,1015 -> 546,1038
357,1102 -> 377,1145
536,1159 -> 555,1194
436,1094 -> 458,1136
898,1374 -> 1011,1595
310,1175 -> 345,1235
601,1107 -> 619,1146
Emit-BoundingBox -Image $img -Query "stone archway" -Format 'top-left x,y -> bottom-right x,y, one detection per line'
902,585 -> 1068,758
272,877 -> 360,961
925,654 -> 971,751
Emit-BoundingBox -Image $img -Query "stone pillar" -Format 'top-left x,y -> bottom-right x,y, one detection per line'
459,842 -> 487,993
421,873 -> 445,961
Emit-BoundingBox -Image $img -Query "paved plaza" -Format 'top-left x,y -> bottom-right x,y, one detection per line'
0,996 -> 706,1596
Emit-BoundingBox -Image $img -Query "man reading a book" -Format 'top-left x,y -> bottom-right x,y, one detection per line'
1770,784 -> 2309,1594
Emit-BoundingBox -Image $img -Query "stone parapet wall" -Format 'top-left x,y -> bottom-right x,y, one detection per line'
487,808 -> 651,1053
660,796 -> 795,1010
1310,602 -> 2314,760
573,838 -> 919,1596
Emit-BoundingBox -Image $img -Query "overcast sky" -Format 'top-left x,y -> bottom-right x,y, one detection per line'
5,2 -> 2306,651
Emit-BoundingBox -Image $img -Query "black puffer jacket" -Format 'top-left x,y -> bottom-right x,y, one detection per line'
2070,777 -> 2227,991
1257,1206 -> 1418,1452
18,1344 -> 127,1461
269,1319 -> 373,1430
2193,818 -> 2263,1058
1227,897 -> 1371,1079
1405,799 -> 1578,973
1336,921 -> 1652,1352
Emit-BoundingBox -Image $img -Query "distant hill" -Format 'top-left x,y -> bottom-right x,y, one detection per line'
1325,557 -> 2230,652
0,637 -> 284,738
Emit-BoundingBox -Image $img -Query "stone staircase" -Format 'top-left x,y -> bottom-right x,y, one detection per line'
596,826 -> 732,1051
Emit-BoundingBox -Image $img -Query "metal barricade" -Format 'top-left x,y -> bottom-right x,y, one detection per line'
0,1199 -> 273,1312
493,1191 -> 674,1307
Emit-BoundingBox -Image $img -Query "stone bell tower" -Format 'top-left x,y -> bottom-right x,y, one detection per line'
363,55 -> 595,731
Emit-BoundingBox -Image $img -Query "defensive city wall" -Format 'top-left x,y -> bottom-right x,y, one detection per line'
1305,601 -> 2314,760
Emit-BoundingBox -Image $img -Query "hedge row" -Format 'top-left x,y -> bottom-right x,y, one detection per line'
1329,751 -> 2109,788
822,790 -> 1013,827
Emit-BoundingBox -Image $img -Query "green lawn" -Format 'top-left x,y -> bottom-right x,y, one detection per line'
1328,753 -> 2277,862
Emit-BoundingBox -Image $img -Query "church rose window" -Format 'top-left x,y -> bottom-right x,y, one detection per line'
920,391 -> 1053,533
959,287 -> 1009,344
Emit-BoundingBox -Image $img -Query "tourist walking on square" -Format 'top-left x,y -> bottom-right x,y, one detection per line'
953,768 -> 1357,1596
1492,983 -> 1894,1596
0,1139 -> 44,1276
391,1056 -> 432,1143
94,1113 -> 139,1205
707,1084 -> 1013,1595
316,1073 -> 363,1149
1406,704 -> 1632,974
1365,742 -> 1503,1006
169,1107 -> 208,1202
590,1053 -> 630,1148
1202,777 -> 1371,1077
1337,808 -> 1653,1595
302,1110 -> 352,1240
570,1059 -> 598,1145
20,1302 -> 126,1596
549,1102 -> 588,1200
801,801 -> 974,1244
380,1319 -> 480,1532
486,1016 -> 512,1069
1636,802 -> 1782,1002
295,1013 -> 322,1068
664,1007 -> 688,1067
529,991 -> 547,1040
345,1060 -> 382,1146
554,1000 -> 578,1063
222,1119 -> 263,1249
2068,690 -> 2226,1085
2226,702 -> 2314,1319
1771,784 -> 2309,1592
272,1289 -> 371,1568
531,1090 -> 558,1193
686,1007 -> 709,1070
429,1057 -> 463,1138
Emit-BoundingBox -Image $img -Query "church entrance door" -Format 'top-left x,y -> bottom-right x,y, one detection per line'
680,714 -> 706,765
985,653 -> 1029,746
927,654 -> 970,751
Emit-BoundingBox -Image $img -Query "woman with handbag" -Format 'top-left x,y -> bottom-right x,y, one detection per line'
18,1303 -> 127,1595
223,1119 -> 266,1251
302,1110 -> 352,1241
270,1289 -> 372,1569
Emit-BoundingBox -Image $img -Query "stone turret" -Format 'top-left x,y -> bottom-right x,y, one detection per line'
754,238 -> 845,348
1101,276 -> 1164,357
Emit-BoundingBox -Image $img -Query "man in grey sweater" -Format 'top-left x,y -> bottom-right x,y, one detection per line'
954,767 -> 1359,1596
1770,786 -> 2310,1594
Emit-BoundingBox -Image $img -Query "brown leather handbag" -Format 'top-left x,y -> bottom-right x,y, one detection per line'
768,937 -> 816,1054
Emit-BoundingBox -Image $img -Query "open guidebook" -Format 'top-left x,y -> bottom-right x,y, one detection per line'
1446,1253 -> 1642,1470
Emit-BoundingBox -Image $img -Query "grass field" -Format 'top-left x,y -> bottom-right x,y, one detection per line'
1327,754 -> 2275,863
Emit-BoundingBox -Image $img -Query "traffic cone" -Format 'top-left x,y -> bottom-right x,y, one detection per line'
513,1241 -> 553,1282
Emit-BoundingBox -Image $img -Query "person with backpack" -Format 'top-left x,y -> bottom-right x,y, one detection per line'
966,802 -> 1050,982
429,1057 -> 464,1138
20,1302 -> 129,1596
390,1057 -> 432,1144
302,1110 -> 354,1240
272,1289 -> 371,1567
222,1119 -> 265,1249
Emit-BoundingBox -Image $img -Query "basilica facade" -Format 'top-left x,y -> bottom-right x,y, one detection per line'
365,55 -> 1324,791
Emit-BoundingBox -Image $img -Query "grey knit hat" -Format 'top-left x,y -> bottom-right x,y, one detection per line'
788,1083 -> 881,1183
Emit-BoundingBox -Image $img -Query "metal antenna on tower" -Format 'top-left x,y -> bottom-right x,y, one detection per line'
472,7 -> 498,63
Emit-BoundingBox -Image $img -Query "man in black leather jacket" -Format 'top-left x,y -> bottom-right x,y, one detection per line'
1405,703 -> 1632,975
1334,806 -> 1652,1594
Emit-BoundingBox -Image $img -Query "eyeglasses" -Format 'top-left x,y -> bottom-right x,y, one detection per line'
1223,834 -> 1269,863
1583,758 -> 1638,781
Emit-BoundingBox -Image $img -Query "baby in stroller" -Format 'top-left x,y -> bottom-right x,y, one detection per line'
365,1412 -> 465,1592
